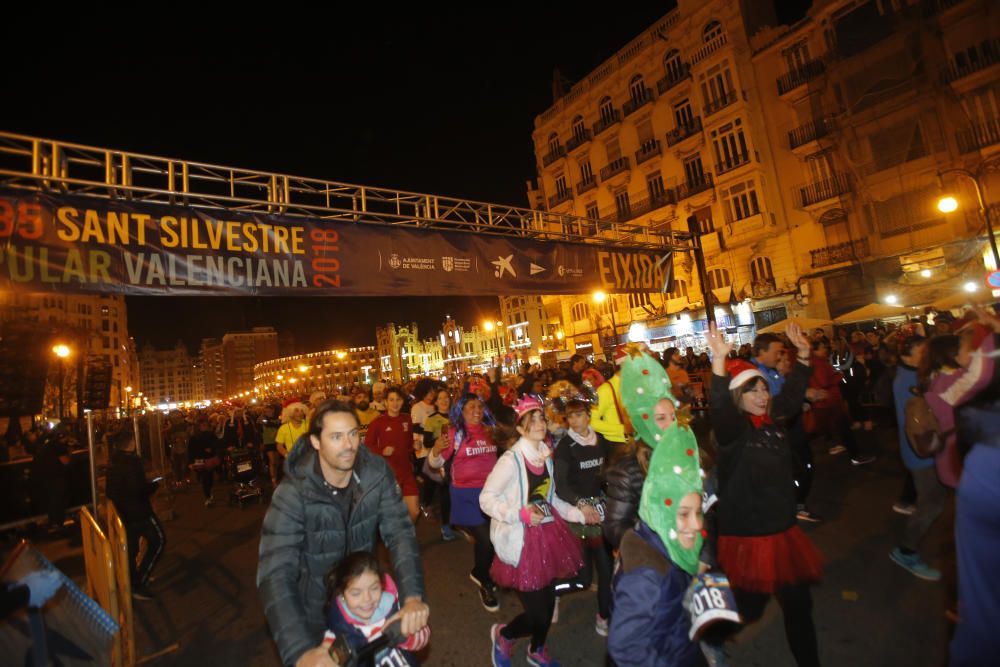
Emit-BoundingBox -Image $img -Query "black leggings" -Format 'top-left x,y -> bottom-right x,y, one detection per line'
198,469 -> 214,499
557,539 -> 613,619
126,515 -> 166,586
501,586 -> 556,652
706,583 -> 818,667
462,521 -> 495,587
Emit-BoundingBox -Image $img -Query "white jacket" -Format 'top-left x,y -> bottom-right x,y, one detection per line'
479,437 -> 585,566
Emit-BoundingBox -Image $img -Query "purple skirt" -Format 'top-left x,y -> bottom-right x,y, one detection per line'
491,510 -> 583,592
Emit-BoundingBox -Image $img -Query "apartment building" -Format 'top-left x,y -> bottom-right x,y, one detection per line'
255,347 -> 379,399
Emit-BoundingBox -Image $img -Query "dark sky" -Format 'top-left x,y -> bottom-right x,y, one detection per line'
7,2 -> 810,353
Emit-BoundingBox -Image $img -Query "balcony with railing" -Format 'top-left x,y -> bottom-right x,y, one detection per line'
623,88 -> 654,117
666,117 -> 703,147
810,238 -> 870,269
675,173 -> 714,201
704,89 -> 739,117
715,150 -> 756,176
593,109 -> 622,136
576,174 -> 597,195
630,191 -> 677,218
777,59 -> 826,96
794,173 -> 852,208
547,188 -> 573,209
751,279 -> 779,299
957,117 -> 1000,153
788,118 -> 834,150
600,156 -> 631,181
635,139 -> 662,165
656,63 -> 691,94
691,32 -> 728,65
566,129 -> 592,153
943,39 -> 1000,84
542,145 -> 566,167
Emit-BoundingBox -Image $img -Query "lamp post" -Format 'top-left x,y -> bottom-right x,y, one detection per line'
483,319 -> 504,368
937,160 -> 1000,270
592,290 -> 619,352
123,385 -> 132,417
52,344 -> 71,420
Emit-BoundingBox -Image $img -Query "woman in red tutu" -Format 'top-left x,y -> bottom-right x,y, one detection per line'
704,321 -> 823,667
480,395 -> 595,667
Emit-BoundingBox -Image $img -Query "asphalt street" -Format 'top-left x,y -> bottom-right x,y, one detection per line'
26,422 -> 956,666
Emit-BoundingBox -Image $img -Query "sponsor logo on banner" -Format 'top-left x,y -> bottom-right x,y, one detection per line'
442,256 -> 454,272
492,254 -> 516,279
399,257 -> 437,270
558,265 -> 584,279
389,254 -> 402,270
530,262 -> 546,276
441,256 -> 472,273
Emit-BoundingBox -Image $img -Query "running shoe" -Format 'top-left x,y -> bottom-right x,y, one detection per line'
828,445 -> 847,455
595,614 -> 609,637
491,624 -> 513,667
796,505 -> 824,523
892,502 -> 916,516
527,644 -> 561,667
890,548 -> 941,581
850,455 -> 875,466
478,583 -> 500,612
132,584 -> 155,601
551,595 -> 560,623
441,525 -> 457,542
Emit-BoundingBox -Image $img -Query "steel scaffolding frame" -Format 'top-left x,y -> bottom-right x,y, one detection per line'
0,132 -> 690,251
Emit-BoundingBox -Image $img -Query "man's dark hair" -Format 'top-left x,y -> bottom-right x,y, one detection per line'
413,378 -> 437,401
569,354 -> 587,366
900,334 -> 927,359
110,429 -> 134,451
385,386 -> 406,401
308,400 -> 360,439
753,333 -> 783,357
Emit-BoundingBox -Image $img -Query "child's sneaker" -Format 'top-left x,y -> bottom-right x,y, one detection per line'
595,614 -> 609,636
890,547 -> 941,581
491,623 -> 513,667
527,644 -> 561,667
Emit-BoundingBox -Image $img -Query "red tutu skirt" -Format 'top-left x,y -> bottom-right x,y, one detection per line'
491,510 -> 583,592
717,526 -> 823,593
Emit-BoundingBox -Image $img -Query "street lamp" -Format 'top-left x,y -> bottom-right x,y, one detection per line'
937,163 -> 1000,269
52,344 -> 71,420
483,319 -> 504,367
593,290 -> 619,350
123,385 -> 132,416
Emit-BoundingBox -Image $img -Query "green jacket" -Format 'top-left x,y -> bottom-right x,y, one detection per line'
256,441 -> 425,666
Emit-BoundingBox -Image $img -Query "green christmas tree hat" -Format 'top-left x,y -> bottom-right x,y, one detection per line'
620,344 -> 704,575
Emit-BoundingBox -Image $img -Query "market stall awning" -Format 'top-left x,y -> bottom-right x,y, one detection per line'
931,290 -> 999,311
834,303 -> 916,324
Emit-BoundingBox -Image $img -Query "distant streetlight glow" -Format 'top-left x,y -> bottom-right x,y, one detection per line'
298,364 -> 309,373
483,321 -> 494,332
628,322 -> 648,342
592,290 -> 607,304
920,269 -> 932,278
964,281 -> 978,293
52,344 -> 71,358
885,294 -> 898,305
937,196 -> 958,214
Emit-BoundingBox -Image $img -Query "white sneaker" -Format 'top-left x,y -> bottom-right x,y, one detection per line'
551,596 -> 560,624
595,614 -> 609,636
828,445 -> 847,455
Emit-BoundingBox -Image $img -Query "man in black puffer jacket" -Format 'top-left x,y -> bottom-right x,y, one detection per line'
257,401 -> 428,667
106,429 -> 164,601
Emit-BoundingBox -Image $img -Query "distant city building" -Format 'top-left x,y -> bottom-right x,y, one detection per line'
376,322 -> 443,382
138,341 -> 197,406
0,292 -> 137,416
199,338 -> 225,402
498,296 -> 546,366
222,327 -> 279,397
255,347 -> 379,399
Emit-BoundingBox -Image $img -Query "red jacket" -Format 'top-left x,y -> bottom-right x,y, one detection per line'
808,354 -> 843,409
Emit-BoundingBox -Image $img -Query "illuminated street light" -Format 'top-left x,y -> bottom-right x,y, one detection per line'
483,321 -> 494,332
964,281 -> 978,293
628,322 -> 648,343
556,331 -> 564,340
885,294 -> 898,304
298,364 -> 309,373
920,269 -> 932,278
336,351 -> 346,360
52,344 -> 71,358
937,196 -> 958,214
592,290 -> 607,304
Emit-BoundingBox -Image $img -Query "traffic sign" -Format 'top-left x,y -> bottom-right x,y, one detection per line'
987,271 -> 1000,289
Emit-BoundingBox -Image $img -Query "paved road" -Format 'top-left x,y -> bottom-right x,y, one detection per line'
24,424 -> 956,666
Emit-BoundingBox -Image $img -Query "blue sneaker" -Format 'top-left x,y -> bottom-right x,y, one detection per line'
491,623 -> 513,667
526,644 -> 561,667
441,525 -> 457,542
890,548 -> 941,581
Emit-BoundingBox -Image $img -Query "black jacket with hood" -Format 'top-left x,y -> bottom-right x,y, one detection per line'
256,441 -> 424,666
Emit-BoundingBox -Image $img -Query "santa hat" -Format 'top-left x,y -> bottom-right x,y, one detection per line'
514,395 -> 544,420
613,346 -> 629,366
725,358 -> 764,390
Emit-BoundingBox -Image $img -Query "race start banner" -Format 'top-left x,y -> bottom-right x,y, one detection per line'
0,188 -> 669,297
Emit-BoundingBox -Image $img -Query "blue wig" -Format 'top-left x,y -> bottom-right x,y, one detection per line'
449,391 -> 496,446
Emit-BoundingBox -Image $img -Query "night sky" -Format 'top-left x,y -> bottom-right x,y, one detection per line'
6,2 -> 810,353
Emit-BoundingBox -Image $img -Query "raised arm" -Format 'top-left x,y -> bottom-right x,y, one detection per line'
705,323 -> 748,447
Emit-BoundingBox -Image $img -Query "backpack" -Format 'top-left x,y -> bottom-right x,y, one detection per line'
904,393 -> 948,458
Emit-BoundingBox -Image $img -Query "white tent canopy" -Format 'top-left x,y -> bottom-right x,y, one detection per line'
757,316 -> 833,334
834,303 -> 916,324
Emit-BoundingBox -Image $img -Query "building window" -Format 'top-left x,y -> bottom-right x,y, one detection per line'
694,207 -> 715,233
584,202 -> 599,235
627,292 -> 653,309
703,20 -> 723,42
636,117 -> 654,146
629,74 -> 646,103
782,40 -> 811,73
668,279 -> 688,300
599,96 -> 615,124
554,174 -> 568,197
721,179 -> 761,222
683,155 -> 706,185
605,136 -> 622,162
615,191 -> 631,219
706,268 -> 732,290
647,173 -> 666,201
664,49 -> 683,79
673,100 -> 695,129
711,118 -> 749,170
750,256 -> 775,287
571,302 -> 591,321
805,151 -> 834,184
572,116 -> 587,142
580,160 -> 594,183
700,61 -> 735,110
548,132 -> 562,154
